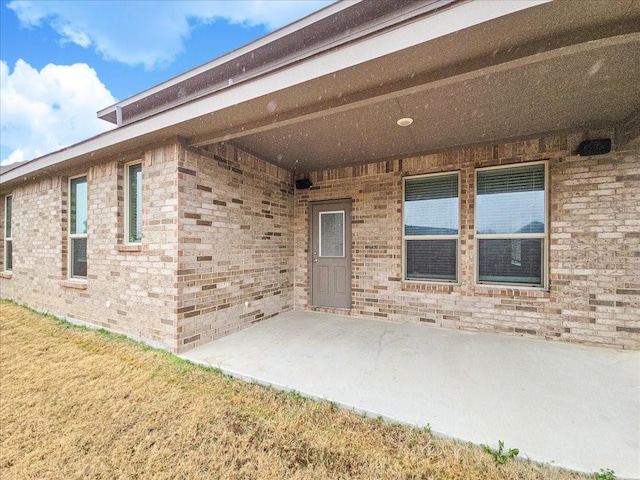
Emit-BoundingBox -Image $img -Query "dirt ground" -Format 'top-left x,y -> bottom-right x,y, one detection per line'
0,302 -> 589,479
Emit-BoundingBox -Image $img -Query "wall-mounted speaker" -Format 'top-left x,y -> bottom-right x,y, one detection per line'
574,138 -> 611,156
295,178 -> 312,189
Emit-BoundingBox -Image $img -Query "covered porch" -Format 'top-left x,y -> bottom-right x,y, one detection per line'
181,310 -> 640,479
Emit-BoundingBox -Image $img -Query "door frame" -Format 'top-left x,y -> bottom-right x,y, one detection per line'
309,198 -> 353,308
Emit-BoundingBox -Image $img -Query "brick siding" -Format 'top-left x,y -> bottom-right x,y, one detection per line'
1,131 -> 637,351
294,131 -> 640,349
0,143 -> 181,349
173,142 -> 294,351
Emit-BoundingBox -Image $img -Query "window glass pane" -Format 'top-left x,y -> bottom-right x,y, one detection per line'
477,165 -> 545,234
405,174 -> 458,235
5,240 -> 12,271
320,211 -> 344,257
5,196 -> 11,237
70,177 -> 88,235
406,239 -> 457,281
128,164 -> 142,243
71,237 -> 87,278
478,238 -> 542,285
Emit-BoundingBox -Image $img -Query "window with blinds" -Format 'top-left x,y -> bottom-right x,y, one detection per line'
69,176 -> 88,279
403,172 -> 459,282
4,195 -> 12,272
126,162 -> 142,243
476,163 -> 547,287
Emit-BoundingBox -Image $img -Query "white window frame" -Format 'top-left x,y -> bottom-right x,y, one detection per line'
474,161 -> 549,289
125,160 -> 142,244
68,175 -> 88,280
402,171 -> 460,283
4,195 -> 12,272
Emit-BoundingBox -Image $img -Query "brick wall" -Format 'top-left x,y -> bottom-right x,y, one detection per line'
2,131 -> 637,351
174,142 -> 294,351
0,143 -> 181,350
294,131 -> 640,349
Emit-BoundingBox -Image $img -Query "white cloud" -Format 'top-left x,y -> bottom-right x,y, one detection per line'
0,59 -> 116,165
7,1 -> 334,70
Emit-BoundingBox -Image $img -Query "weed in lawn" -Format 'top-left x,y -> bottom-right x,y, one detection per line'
286,389 -> 306,401
593,469 -> 616,480
481,440 -> 520,464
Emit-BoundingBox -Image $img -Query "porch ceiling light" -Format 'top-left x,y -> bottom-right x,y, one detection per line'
397,117 -> 413,127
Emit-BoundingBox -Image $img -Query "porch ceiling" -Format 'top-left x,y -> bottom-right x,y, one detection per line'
184,0 -> 640,173
234,37 -> 640,172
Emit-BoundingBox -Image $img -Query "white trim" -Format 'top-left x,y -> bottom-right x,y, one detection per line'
4,194 -> 12,272
402,171 -> 460,284
68,175 -> 88,280
474,161 -> 549,289
124,160 -> 143,244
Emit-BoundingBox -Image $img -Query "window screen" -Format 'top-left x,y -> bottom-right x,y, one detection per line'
476,164 -> 546,287
127,163 -> 142,243
69,176 -> 87,279
404,173 -> 459,282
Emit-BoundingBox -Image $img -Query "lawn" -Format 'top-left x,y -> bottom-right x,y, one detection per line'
0,302 -> 589,479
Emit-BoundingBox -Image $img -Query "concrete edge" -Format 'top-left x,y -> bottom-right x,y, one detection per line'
178,355 -> 616,479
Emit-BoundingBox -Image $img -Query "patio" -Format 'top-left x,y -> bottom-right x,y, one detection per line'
181,311 -> 640,479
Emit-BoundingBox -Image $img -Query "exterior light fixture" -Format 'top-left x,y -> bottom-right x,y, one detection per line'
397,117 -> 413,127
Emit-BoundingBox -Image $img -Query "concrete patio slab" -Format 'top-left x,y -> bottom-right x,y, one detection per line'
180,311 -> 640,479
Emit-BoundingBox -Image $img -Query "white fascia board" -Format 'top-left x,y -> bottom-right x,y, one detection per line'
2,0 -> 549,185
1,127 -> 132,184
97,0 -> 360,118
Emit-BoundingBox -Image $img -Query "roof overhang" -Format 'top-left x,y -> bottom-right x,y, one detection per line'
2,0 -> 640,187
97,0 -> 460,126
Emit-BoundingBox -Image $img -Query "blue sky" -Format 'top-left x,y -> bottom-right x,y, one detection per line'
0,0 -> 333,165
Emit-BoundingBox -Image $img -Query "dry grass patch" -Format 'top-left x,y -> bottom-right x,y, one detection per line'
1,302 -> 588,479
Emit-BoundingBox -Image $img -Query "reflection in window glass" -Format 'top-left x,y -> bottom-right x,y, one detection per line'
70,177 -> 88,235
403,173 -> 459,282
476,164 -> 545,235
69,176 -> 88,279
476,164 -> 546,287
4,195 -> 12,271
127,163 -> 142,243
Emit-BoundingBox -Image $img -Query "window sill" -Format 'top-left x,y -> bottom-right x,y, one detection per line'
0,271 -> 12,279
117,244 -> 143,252
401,280 -> 459,293
60,280 -> 88,290
474,284 -> 549,298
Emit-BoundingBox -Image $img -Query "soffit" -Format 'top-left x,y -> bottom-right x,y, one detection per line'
179,0 -> 640,172
232,37 -> 640,172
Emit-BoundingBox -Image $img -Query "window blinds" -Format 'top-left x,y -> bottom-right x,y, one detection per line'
476,164 -> 545,235
404,174 -> 459,235
405,174 -> 458,201
128,164 -> 142,243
